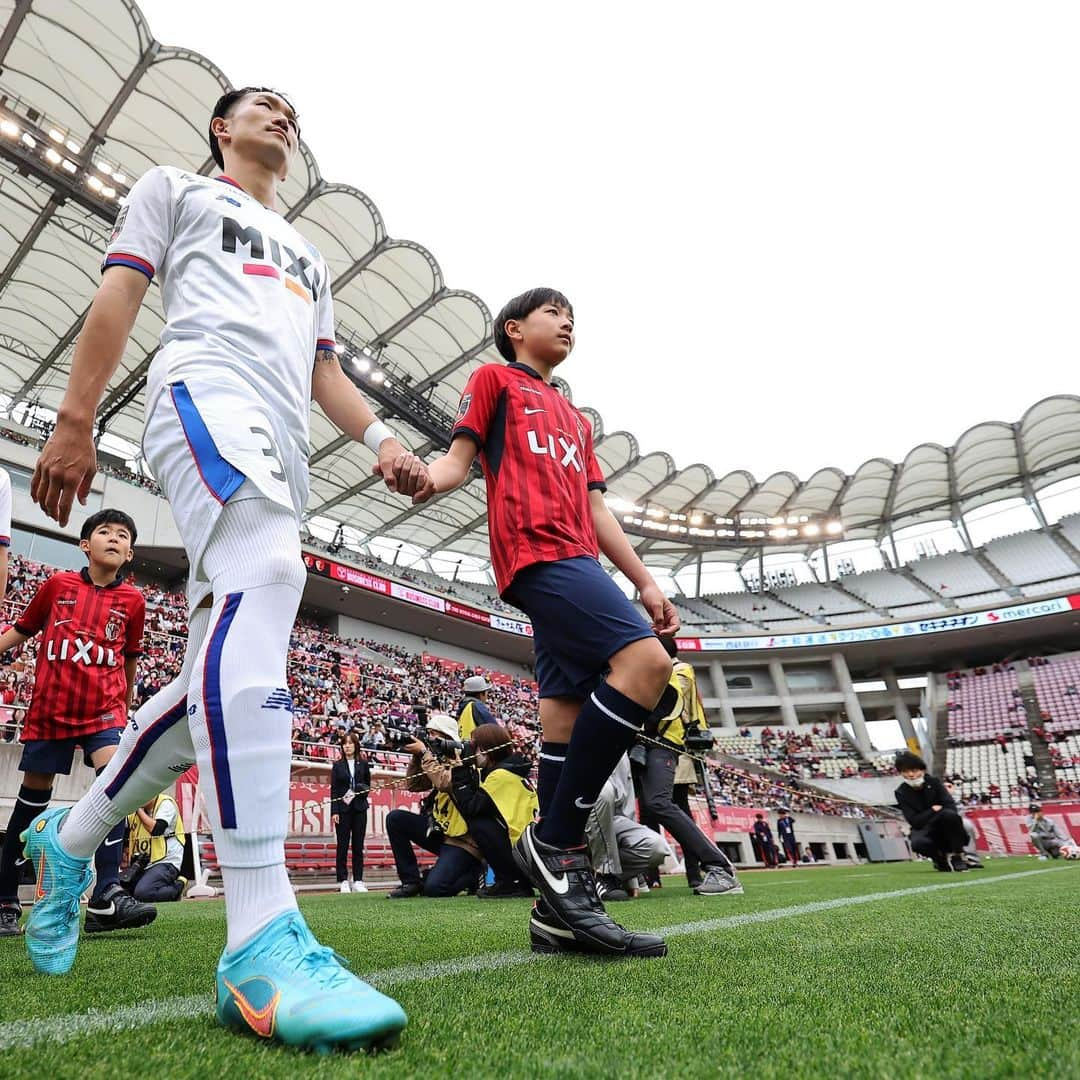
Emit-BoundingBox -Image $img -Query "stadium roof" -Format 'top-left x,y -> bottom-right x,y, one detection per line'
1,1 -> 1079,580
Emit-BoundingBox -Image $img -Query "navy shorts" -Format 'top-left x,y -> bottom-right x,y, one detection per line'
505,556 -> 654,700
19,726 -> 122,775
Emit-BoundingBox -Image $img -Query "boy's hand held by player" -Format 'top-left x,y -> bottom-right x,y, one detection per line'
640,582 -> 680,636
32,418 -> 98,527
412,473 -> 438,505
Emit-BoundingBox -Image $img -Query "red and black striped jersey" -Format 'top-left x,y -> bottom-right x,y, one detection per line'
14,568 -> 145,741
451,361 -> 607,594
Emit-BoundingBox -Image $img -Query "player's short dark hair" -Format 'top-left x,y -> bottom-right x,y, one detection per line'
208,86 -> 299,170
894,750 -> 926,772
493,287 -> 574,363
80,508 -> 137,546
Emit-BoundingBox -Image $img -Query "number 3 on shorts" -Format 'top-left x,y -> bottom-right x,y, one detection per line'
250,426 -> 286,482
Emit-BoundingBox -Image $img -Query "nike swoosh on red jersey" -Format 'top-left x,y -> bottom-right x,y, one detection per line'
223,978 -> 281,1038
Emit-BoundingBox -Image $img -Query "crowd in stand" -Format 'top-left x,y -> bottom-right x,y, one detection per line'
728,723 -> 893,780
0,554 -> 878,819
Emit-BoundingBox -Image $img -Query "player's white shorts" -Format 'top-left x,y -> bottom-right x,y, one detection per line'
142,378 -> 307,607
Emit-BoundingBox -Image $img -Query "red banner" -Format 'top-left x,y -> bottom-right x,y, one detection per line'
176,769 -> 424,840
965,801 -> 1080,854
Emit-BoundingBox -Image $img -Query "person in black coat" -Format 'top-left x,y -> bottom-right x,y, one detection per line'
331,732 -> 371,892
894,750 -> 969,872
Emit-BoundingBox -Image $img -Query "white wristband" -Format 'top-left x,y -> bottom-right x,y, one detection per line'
363,420 -> 396,453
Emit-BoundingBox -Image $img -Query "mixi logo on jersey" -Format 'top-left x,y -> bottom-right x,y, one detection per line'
44,634 -> 121,668
220,217 -> 324,304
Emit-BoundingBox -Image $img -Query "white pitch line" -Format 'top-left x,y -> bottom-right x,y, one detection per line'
0,866 -> 1061,1052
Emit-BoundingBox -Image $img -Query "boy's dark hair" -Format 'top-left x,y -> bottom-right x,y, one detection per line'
493,287 -> 574,363
894,750 -> 926,772
81,508 -> 137,546
208,86 -> 298,170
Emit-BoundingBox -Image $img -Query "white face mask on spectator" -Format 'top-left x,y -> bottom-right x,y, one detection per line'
904,775 -> 926,788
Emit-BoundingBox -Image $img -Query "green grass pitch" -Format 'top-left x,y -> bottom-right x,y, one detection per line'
0,858 -> 1076,1079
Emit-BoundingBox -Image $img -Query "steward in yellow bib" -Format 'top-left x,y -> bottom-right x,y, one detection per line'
636,635 -> 742,897
123,793 -> 186,902
450,723 -> 538,899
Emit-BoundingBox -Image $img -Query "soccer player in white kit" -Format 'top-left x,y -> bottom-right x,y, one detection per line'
26,87 -> 420,1051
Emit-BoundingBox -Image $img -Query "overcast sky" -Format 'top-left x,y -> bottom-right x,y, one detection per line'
141,1 -> 1075,482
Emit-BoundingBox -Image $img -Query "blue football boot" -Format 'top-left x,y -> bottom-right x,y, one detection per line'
21,807 -> 93,975
216,910 -> 407,1053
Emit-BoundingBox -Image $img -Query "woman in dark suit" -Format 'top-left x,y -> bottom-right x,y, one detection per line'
331,732 -> 371,892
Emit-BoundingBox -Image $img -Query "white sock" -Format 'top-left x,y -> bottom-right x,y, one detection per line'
222,863 -> 297,952
188,498 -> 304,949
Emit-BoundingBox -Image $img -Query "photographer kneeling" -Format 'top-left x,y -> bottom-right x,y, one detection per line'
386,713 -> 482,898
449,723 -> 538,899
122,793 -> 185,902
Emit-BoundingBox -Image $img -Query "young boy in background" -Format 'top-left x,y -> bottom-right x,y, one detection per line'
0,509 -> 155,937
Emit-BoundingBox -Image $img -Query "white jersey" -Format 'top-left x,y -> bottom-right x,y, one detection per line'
102,166 -> 336,515
0,467 -> 11,548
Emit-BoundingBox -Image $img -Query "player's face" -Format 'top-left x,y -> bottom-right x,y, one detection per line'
220,93 -> 299,179
81,522 -> 134,571
513,303 -> 575,367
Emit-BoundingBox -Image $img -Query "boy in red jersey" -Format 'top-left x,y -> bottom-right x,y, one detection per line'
0,509 -> 155,937
416,288 -> 678,957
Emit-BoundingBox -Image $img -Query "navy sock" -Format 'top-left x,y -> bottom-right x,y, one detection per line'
90,819 -> 125,903
0,785 -> 51,904
536,741 -> 568,819
89,765 -> 123,904
536,683 -> 651,849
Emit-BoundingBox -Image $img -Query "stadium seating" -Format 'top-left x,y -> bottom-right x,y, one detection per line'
1030,654 -> 1080,735
836,569 -> 930,611
944,666 -> 1027,743
944,739 -> 1036,807
983,531 -> 1077,587
907,551 -> 1002,599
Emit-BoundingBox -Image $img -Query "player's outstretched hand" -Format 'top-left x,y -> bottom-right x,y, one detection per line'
31,421 -> 97,527
640,583 -> 680,637
371,439 -> 427,496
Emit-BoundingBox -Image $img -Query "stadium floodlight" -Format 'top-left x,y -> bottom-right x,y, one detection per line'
101,186 -> 116,198
0,119 -> 18,138
44,147 -> 61,164
803,523 -> 820,537
371,369 -> 386,384
826,520 -> 844,535
48,128 -> 64,142
690,512 -> 704,526
355,357 -> 371,373
65,138 -> 81,153
87,174 -> 102,191
21,133 -> 35,149
96,160 -> 112,174
334,343 -> 345,354
112,171 -> 126,184
61,158 -> 77,174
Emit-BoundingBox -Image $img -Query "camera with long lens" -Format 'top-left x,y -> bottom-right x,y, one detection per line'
385,724 -> 465,761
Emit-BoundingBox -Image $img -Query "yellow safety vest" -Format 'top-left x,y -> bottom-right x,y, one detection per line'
481,768 -> 539,844
430,791 -> 469,838
656,662 -> 706,749
126,794 -> 185,866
